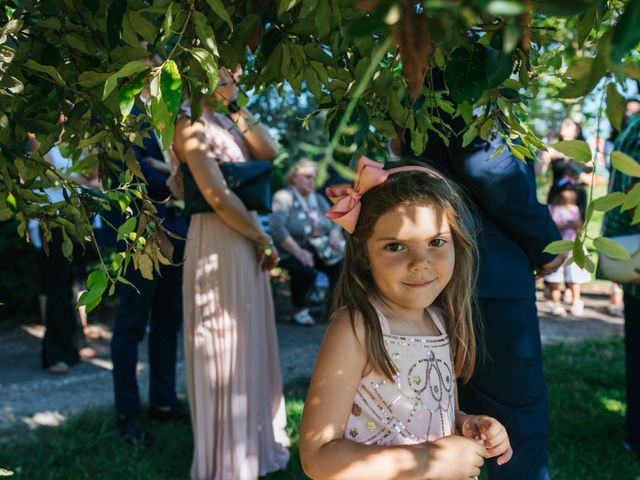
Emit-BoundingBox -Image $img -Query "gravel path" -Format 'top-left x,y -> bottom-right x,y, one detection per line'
0,289 -> 623,441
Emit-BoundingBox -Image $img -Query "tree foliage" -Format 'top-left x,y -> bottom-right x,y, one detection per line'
1,0 -> 639,306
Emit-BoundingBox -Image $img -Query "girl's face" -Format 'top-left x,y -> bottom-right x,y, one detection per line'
557,189 -> 577,206
365,202 -> 456,316
560,119 -> 580,141
292,167 -> 317,196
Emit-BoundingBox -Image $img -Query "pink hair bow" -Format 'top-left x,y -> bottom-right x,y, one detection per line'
325,156 -> 390,234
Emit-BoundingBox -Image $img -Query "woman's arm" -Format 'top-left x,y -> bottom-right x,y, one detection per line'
299,311 -> 484,480
230,107 -> 279,161
173,117 -> 270,247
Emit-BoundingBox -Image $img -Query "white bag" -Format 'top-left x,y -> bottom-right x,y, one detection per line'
599,234 -> 640,283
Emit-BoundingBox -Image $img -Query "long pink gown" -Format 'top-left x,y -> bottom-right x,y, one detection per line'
182,112 -> 290,480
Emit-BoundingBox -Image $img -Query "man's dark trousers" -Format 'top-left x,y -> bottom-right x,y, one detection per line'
111,238 -> 185,416
624,293 -> 640,449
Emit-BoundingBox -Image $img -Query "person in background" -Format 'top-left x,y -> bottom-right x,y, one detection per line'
269,160 -> 344,325
543,177 -> 591,317
173,66 -> 290,480
27,130 -> 98,375
102,103 -> 189,445
602,113 -> 640,460
541,118 -> 592,219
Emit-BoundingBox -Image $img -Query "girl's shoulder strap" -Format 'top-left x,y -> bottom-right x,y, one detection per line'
427,306 -> 448,336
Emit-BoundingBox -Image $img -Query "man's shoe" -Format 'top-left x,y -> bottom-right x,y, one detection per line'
149,403 -> 190,423
117,415 -> 152,446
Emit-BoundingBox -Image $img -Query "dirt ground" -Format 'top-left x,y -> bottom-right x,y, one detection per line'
0,285 -> 624,442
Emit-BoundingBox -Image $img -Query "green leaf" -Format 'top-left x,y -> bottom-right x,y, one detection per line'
301,0 -> 320,17
315,0 -> 331,38
484,47 -> 513,89
61,229 -> 73,260
606,83 -> 625,131
611,151 -> 640,177
206,0 -> 234,33
161,60 -> 182,119
445,44 -> 487,104
23,60 -> 66,86
103,61 -> 149,99
82,0 -> 99,13
572,237 -> 586,268
117,217 -> 137,241
610,0 -> 640,62
591,192 -> 626,212
486,0 -> 526,15
127,11 -> 157,44
118,70 -> 147,117
550,140 -> 592,163
193,11 -> 218,55
78,130 -> 109,149
544,240 -> 576,255
6,193 -> 18,212
191,48 -> 219,95
576,9 -> 597,48
87,270 -> 109,296
279,0 -> 301,17
621,184 -> 640,212
558,56 -> 606,99
77,71 -> 113,88
107,0 -> 127,50
594,236 -> 632,261
0,208 -> 13,221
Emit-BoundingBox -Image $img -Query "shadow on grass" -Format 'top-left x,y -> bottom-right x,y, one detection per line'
2,341 -> 640,479
0,378 -> 310,480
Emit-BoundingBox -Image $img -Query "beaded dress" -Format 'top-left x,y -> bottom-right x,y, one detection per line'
343,302 -> 456,445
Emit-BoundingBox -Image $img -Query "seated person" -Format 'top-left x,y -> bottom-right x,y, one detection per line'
269,160 -> 344,325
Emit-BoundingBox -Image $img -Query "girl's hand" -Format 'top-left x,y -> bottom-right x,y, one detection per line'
460,415 -> 513,466
425,435 -> 486,479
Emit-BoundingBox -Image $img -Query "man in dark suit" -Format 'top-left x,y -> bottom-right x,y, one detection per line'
100,110 -> 188,444
404,85 -> 562,479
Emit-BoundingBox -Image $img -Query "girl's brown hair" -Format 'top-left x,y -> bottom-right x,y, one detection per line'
331,163 -> 479,382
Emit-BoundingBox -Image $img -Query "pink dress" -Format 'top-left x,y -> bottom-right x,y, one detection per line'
182,111 -> 290,480
344,301 -> 456,445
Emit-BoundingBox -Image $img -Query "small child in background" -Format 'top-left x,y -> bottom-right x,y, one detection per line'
545,177 -> 591,317
299,157 -> 511,480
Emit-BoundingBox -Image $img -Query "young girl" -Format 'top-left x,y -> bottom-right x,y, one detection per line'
299,157 -> 512,479
544,177 -> 591,317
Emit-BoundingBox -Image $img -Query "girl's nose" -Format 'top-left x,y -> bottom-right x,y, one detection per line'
408,249 -> 431,272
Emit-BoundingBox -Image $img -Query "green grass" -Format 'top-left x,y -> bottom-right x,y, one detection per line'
1,338 -> 639,479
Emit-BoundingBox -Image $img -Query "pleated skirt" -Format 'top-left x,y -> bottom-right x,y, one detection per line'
183,213 -> 290,480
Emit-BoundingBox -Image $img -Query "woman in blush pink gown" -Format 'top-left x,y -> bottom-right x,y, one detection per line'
173,67 -> 289,480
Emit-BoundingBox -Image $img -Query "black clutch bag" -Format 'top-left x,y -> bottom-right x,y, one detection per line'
181,161 -> 272,215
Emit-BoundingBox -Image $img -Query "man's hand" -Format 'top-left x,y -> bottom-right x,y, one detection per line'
534,255 -> 564,279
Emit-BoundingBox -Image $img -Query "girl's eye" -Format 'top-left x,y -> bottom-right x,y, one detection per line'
430,239 -> 447,247
384,242 -> 405,252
